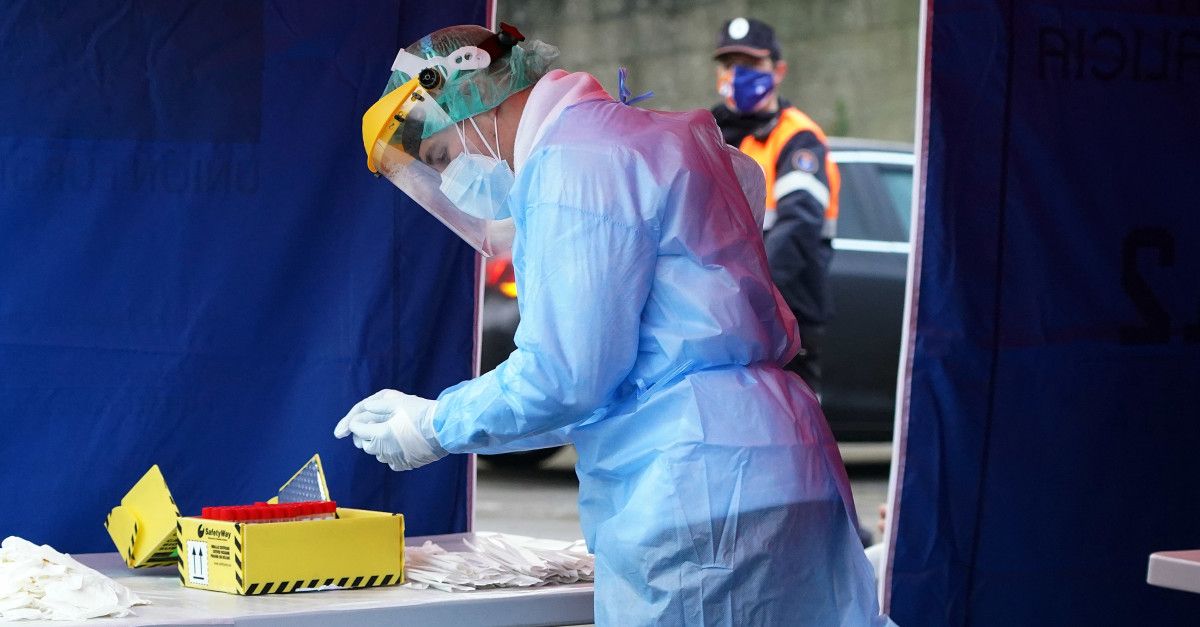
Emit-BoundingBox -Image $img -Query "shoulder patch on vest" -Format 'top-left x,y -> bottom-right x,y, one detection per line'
791,148 -> 820,174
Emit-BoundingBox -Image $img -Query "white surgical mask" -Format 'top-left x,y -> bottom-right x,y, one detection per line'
438,114 -> 514,221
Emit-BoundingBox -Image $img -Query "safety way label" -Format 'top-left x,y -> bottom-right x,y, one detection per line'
186,540 -> 209,585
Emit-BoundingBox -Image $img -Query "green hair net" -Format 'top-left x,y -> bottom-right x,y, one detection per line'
383,25 -> 558,134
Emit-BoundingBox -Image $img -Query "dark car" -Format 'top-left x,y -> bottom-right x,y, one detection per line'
820,138 -> 913,441
480,138 -> 914,464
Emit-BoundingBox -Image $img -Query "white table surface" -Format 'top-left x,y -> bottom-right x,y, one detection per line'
1147,550 -> 1200,595
29,533 -> 594,626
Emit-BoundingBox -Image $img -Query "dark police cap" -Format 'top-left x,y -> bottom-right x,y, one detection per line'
714,17 -> 782,61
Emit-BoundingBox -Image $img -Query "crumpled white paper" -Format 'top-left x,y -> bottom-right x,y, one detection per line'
403,534 -> 594,592
0,536 -> 148,621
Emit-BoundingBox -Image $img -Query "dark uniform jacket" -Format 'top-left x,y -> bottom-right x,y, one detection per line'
712,101 -> 839,327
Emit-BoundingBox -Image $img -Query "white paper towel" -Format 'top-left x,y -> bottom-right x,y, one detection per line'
0,536 -> 148,621
403,533 -> 594,592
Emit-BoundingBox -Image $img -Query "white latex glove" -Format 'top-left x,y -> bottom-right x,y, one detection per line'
334,389 -> 448,471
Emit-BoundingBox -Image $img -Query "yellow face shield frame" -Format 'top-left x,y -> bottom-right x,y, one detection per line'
361,79 -> 453,173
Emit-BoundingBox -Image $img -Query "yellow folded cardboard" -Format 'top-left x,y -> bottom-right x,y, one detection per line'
104,465 -> 181,568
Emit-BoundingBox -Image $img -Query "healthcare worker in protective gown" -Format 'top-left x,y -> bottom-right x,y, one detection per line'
338,23 -> 890,626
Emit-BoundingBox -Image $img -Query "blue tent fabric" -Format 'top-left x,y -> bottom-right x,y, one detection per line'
0,0 -> 487,552
891,2 -> 1200,624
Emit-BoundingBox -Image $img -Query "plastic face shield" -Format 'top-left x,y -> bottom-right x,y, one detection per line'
362,79 -> 513,258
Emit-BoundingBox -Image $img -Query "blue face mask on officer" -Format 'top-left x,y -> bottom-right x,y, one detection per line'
719,65 -> 776,113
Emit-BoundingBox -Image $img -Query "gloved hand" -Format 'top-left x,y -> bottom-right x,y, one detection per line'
333,389 -> 448,471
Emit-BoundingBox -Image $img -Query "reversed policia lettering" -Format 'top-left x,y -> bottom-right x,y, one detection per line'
1120,227 -> 1200,345
1038,25 -> 1200,82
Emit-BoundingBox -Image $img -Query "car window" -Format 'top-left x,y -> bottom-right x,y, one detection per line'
831,163 -> 872,240
879,165 -> 913,239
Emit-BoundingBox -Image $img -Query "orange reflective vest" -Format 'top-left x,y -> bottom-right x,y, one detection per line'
737,107 -> 840,236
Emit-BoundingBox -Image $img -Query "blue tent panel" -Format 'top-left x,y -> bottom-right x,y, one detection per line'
891,2 -> 1200,624
0,0 -> 488,552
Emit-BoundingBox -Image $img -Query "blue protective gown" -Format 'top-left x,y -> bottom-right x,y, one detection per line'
432,95 -> 886,625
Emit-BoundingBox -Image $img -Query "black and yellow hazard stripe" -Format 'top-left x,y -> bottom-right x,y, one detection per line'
241,573 -> 400,595
233,532 -> 244,593
173,519 -> 189,582
102,513 -> 135,566
116,521 -> 139,566
176,545 -> 186,585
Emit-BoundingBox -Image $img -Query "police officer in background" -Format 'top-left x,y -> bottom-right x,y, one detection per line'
711,17 -> 840,397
